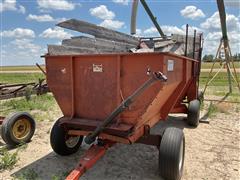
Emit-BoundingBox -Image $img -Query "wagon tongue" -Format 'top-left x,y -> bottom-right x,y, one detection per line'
84,71 -> 167,145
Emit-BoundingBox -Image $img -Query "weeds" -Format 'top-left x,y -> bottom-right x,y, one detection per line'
207,103 -> 219,118
51,170 -> 70,180
1,94 -> 56,119
14,169 -> 39,180
51,175 -> 61,180
17,142 -> 28,151
0,147 -> 18,171
206,102 -> 231,118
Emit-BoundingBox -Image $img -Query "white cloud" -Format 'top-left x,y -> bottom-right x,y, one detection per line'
200,11 -> 240,55
136,28 -> 142,35
204,30 -> 240,55
40,27 -> 72,39
11,39 -> 41,53
200,12 -> 221,30
143,26 -> 185,36
225,0 -> 240,9
143,27 -> 158,35
0,0 -> 17,12
37,0 -> 77,11
180,6 -> 205,20
90,5 -> 115,20
1,28 -> 35,39
27,14 -> 54,22
200,11 -> 240,32
26,14 -> 66,23
112,0 -> 129,5
1,39 -> 45,66
132,28 -> 142,37
99,19 -> 125,29
0,0 -> 26,13
181,25 -> 203,35
162,26 -> 185,35
19,5 -> 26,14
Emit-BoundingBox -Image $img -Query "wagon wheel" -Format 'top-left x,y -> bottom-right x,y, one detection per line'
1,112 -> 36,146
159,127 -> 185,180
187,99 -> 200,127
50,118 -> 83,156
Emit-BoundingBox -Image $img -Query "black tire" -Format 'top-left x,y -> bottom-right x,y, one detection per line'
159,127 -> 185,180
50,119 -> 83,156
1,112 -> 36,146
187,99 -> 200,127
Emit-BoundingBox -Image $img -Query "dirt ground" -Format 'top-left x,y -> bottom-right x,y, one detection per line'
0,101 -> 239,180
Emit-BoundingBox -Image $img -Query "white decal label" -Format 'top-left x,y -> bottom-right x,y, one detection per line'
167,60 -> 174,71
93,64 -> 103,72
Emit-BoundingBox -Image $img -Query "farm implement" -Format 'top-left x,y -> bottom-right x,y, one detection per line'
42,0 -> 204,179
0,64 -> 48,146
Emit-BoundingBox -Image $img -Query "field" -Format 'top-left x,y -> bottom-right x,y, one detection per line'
1,73 -> 45,84
0,64 -> 240,180
0,65 -> 45,72
201,61 -> 240,69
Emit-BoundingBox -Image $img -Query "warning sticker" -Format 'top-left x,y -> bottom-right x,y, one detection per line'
167,60 -> 174,71
93,64 -> 103,72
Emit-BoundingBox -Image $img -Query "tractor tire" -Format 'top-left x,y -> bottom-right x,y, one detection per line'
187,99 -> 200,127
50,119 -> 83,156
1,112 -> 36,146
159,127 -> 185,180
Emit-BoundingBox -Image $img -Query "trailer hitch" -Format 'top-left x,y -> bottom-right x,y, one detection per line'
84,71 -> 167,144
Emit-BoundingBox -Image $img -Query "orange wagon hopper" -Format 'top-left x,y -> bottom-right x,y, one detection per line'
45,52 -> 201,180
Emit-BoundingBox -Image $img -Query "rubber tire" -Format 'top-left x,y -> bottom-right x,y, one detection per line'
159,127 -> 185,180
50,119 -> 83,156
187,99 -> 200,127
1,112 -> 36,146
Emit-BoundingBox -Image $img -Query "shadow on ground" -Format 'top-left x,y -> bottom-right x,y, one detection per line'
11,116 -> 195,180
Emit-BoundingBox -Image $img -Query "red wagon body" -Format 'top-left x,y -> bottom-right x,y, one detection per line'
46,52 -> 198,143
45,52 -> 200,179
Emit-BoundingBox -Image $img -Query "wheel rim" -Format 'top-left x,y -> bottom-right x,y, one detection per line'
178,139 -> 184,171
12,118 -> 31,140
65,136 -> 80,148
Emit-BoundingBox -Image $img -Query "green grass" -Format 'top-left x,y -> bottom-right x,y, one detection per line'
1,94 -> 57,121
0,73 -> 45,84
200,72 -> 240,87
201,62 -> 240,69
0,147 -> 18,171
0,65 -> 45,71
2,94 -> 54,112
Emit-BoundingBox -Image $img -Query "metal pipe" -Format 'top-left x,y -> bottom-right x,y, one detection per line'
184,24 -> 189,57
139,0 -> 166,38
84,71 -> 167,144
36,63 -> 46,75
192,29 -> 196,59
197,33 -> 203,88
131,0 -> 139,35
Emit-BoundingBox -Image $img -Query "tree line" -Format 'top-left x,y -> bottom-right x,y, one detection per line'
202,53 -> 240,62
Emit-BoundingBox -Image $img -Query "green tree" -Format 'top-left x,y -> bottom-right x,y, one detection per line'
202,54 -> 214,62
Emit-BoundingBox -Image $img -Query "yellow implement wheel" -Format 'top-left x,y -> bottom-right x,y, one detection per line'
1,112 -> 35,146
12,118 -> 31,140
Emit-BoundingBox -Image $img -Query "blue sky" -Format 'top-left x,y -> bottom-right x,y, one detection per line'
0,0 -> 239,66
